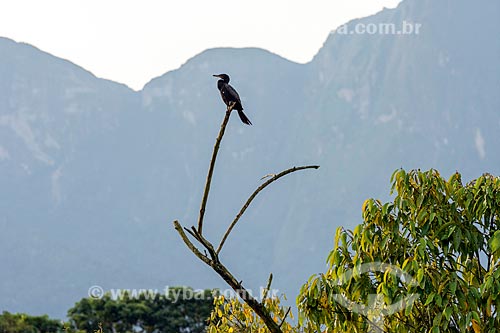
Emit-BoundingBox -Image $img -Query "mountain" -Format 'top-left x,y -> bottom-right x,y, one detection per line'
1,0 -> 499,318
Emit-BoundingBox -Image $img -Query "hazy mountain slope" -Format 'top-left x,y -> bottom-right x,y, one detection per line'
1,0 -> 499,318
0,37 -> 143,314
309,0 -> 500,175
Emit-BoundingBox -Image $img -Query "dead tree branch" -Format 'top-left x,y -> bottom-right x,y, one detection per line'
173,108 -> 319,333
217,165 -> 319,254
197,103 -> 234,234
279,307 -> 291,329
174,219 -> 283,332
173,221 -> 212,266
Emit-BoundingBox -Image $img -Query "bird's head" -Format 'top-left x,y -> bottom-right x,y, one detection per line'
213,73 -> 230,83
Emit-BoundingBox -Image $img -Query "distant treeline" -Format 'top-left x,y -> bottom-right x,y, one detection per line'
0,287 -> 214,333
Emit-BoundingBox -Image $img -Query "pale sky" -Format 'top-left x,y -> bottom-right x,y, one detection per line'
0,0 -> 401,90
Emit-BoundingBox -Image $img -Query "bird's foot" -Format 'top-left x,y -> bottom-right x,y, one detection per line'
226,101 -> 237,112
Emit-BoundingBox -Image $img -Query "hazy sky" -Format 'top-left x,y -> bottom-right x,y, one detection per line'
1,0 -> 401,90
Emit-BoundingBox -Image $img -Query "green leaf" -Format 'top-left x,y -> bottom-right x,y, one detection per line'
445,225 -> 457,240
453,229 -> 462,251
435,294 -> 442,307
340,232 -> 347,247
430,212 -> 436,222
402,258 -> 412,270
471,311 -> 480,323
488,230 -> 500,258
443,306 -> 453,321
424,292 -> 435,306
404,300 -> 414,316
417,268 -> 425,285
449,280 -> 457,294
418,238 -> 426,258
334,227 -> 342,249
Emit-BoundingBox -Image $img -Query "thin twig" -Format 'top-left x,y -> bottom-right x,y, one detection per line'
191,226 -> 219,262
184,227 -> 200,241
364,316 -> 385,333
279,307 -> 291,329
262,273 -> 273,303
260,173 -> 276,180
216,165 -> 320,254
197,103 -> 235,234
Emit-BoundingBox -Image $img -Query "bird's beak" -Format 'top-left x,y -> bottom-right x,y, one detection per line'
213,74 -> 221,78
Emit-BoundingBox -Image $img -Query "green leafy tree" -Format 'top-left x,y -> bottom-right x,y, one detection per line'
0,311 -> 66,333
67,287 -> 214,333
298,169 -> 500,332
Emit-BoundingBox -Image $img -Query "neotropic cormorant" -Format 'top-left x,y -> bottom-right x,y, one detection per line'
213,74 -> 252,125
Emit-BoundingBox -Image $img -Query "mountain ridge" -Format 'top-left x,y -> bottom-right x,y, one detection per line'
0,36 -> 136,93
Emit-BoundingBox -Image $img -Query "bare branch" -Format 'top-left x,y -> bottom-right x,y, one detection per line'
262,273 -> 273,303
174,106 -> 319,333
197,103 -> 235,234
184,227 -> 202,243
210,260 -> 283,333
173,220 -> 212,266
279,307 -> 291,329
217,165 -> 320,254
174,219 -> 283,333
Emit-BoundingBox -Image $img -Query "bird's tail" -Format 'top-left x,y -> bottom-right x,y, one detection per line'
237,109 -> 252,125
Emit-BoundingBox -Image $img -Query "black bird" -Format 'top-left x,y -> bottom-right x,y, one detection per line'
213,74 -> 252,125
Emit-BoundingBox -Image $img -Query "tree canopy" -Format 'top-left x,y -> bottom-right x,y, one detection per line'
298,169 -> 500,332
67,287 -> 214,333
0,311 -> 64,333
